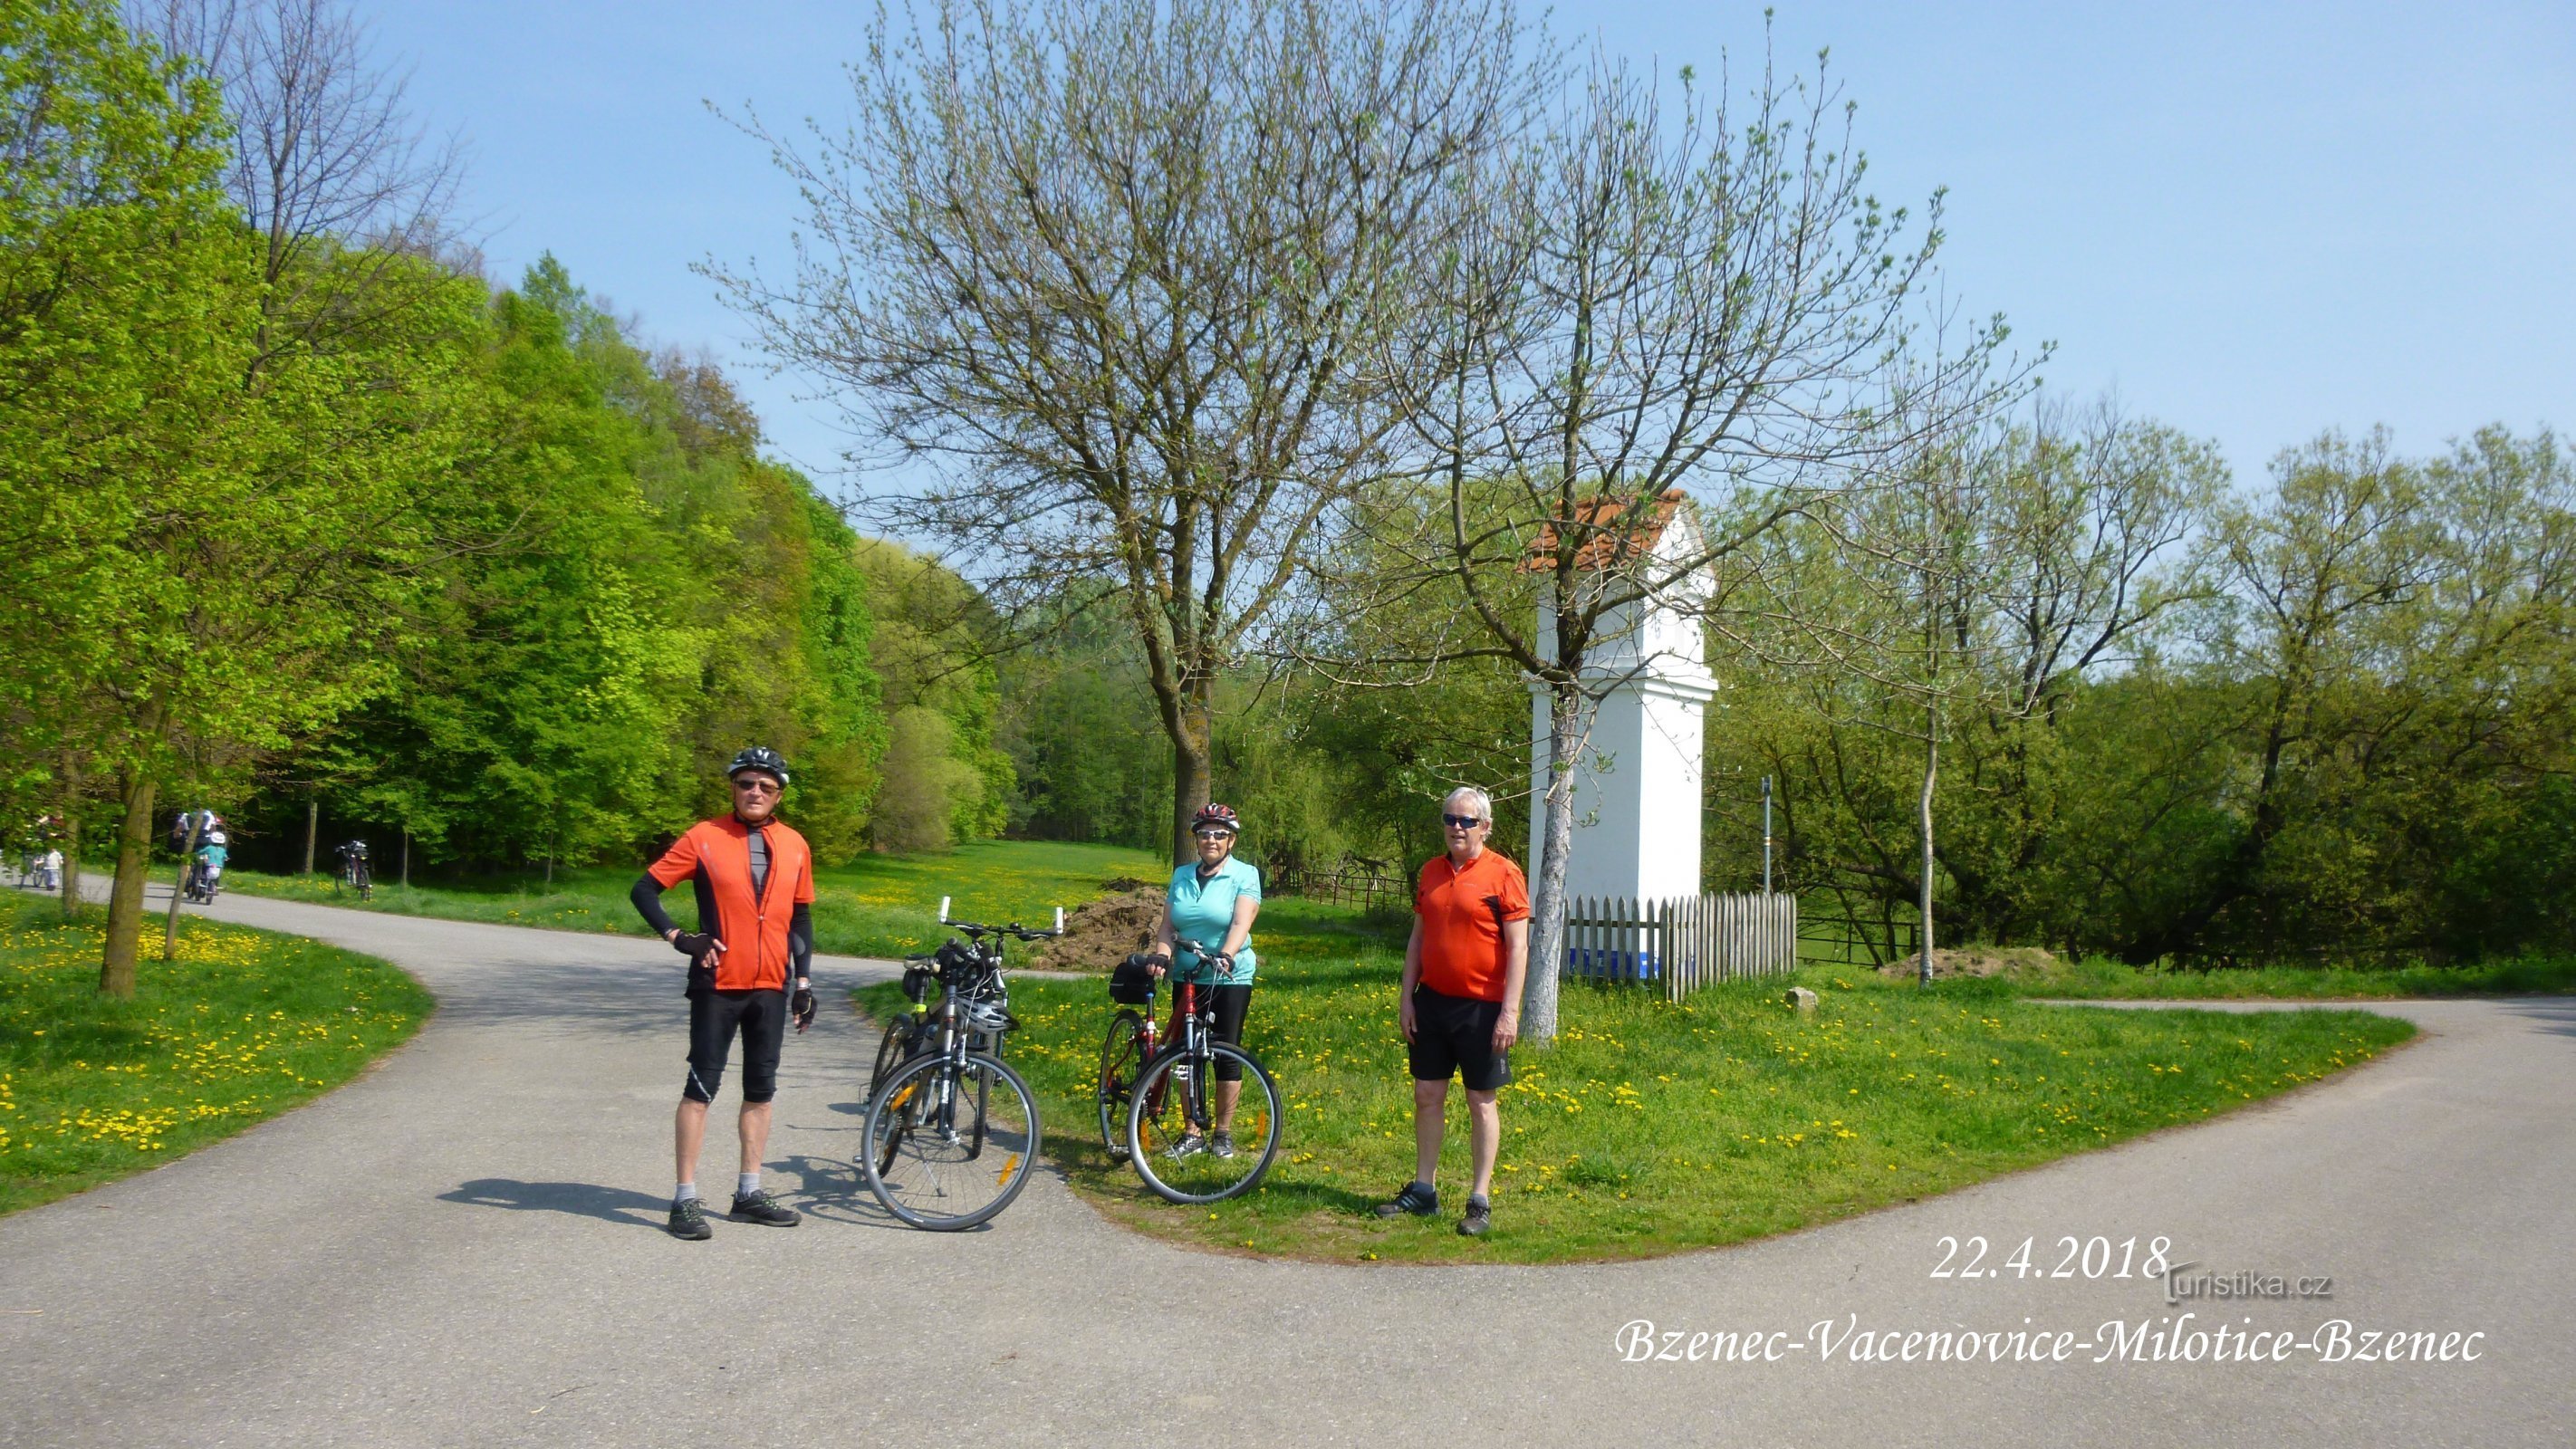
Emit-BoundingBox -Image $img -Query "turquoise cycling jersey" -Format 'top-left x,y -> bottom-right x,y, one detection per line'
1166,855 -> 1261,983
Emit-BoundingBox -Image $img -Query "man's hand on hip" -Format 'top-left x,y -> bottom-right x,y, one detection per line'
668,928 -> 725,966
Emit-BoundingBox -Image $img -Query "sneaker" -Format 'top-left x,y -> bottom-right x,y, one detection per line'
1209,1131 -> 1236,1159
667,1198 -> 712,1241
1169,1132 -> 1208,1159
729,1189 -> 801,1227
1458,1198 -> 1493,1237
1374,1181 -> 1439,1218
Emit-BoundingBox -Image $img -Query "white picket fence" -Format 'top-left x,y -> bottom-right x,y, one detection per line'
1561,892 -> 1800,1001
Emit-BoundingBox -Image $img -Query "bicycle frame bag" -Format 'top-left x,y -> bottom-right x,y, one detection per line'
1110,955 -> 1158,1005
900,964 -> 936,1003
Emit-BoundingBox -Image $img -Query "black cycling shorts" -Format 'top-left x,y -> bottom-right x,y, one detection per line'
1408,984 -> 1511,1090
685,987 -> 786,1104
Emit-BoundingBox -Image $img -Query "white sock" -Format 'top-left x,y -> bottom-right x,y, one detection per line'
737,1171 -> 760,1196
674,1182 -> 697,1204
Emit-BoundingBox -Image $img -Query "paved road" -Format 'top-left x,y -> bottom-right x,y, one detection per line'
2,886 -> 2570,1447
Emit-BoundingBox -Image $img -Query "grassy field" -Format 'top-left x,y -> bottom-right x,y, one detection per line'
0,896 -> 431,1216
190,839 -> 1166,960
867,897 -> 2419,1264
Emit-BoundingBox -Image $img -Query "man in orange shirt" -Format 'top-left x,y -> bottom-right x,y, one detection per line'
630,746 -> 819,1240
1379,785 -> 1530,1237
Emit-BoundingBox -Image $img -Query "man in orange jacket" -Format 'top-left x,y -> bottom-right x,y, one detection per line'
630,746 -> 818,1240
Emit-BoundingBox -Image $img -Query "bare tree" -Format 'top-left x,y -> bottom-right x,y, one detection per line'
140,0 -> 466,350
709,0 -> 1550,862
1331,45 -> 2020,1041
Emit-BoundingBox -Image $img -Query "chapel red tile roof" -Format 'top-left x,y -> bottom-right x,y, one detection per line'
1527,489 -> 1688,571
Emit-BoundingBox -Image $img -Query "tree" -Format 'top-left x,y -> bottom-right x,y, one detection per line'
140,0 -> 465,350
712,0 -> 1549,862
1333,44 -> 2017,1039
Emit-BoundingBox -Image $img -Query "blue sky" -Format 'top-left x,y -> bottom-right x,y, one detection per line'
356,0 -> 2571,495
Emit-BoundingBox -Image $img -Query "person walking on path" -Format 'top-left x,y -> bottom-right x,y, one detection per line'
1378,786 -> 1530,1237
629,746 -> 820,1240
1144,802 -> 1262,1157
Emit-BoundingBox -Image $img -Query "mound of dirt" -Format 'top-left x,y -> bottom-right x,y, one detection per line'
1025,887 -> 1166,972
1874,945 -> 2060,982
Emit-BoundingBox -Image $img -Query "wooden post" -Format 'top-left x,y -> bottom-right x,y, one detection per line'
303,797 -> 318,875
401,828 -> 410,889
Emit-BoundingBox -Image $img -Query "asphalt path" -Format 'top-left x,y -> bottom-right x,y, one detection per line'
2,884 -> 2570,1447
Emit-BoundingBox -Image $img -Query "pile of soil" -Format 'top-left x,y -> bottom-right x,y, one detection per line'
1874,945 -> 2060,982
1025,885 -> 1166,972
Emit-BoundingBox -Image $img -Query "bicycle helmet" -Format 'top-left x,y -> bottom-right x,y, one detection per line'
1190,802 -> 1242,835
726,745 -> 791,786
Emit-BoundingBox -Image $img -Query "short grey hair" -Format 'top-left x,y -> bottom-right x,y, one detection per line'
1442,786 -> 1494,824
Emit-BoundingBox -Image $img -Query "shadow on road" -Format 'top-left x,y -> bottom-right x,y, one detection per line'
2501,997 -> 2576,1039
438,1178 -> 668,1228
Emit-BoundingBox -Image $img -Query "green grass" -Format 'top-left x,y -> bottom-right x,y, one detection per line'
191,838 -> 1167,960
0,896 -> 431,1216
862,899 -> 2418,1264
1983,955 -> 2576,1000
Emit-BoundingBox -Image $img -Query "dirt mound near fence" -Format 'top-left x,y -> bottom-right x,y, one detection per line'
1874,945 -> 2059,982
1024,886 -> 1166,972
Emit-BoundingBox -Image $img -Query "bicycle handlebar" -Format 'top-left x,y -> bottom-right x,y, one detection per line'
937,897 -> 1065,940
1167,937 -> 1243,981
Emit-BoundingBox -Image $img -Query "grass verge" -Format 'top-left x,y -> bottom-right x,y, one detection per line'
182,838 -> 1165,960
865,901 -> 2417,1264
0,895 -> 431,1216
1985,955 -> 2576,1000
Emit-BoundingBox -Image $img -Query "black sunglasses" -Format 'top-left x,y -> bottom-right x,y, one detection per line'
1442,813 -> 1485,830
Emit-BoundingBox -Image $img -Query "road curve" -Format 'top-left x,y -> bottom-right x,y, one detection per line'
1,885 -> 2568,1447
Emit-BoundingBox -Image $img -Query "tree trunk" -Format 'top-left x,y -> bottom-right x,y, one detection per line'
99,772 -> 159,998
1918,704 -> 1937,987
1523,682 -> 1591,1046
57,753 -> 82,920
1166,689 -> 1215,866
161,813 -> 203,962
303,796 -> 318,875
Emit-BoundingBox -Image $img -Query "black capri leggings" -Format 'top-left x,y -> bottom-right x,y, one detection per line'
1195,982 -> 1254,1082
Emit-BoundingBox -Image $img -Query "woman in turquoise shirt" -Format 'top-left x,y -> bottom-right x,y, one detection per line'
1147,802 -> 1261,1157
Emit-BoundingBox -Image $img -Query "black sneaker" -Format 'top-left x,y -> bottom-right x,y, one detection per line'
1169,1132 -> 1208,1159
1210,1131 -> 1236,1159
1374,1181 -> 1439,1218
730,1189 -> 801,1227
1458,1198 -> 1493,1237
667,1197 -> 712,1241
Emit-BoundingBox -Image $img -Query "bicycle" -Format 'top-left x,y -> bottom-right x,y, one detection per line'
335,846 -> 372,901
182,858 -> 219,904
859,897 -> 1060,1231
1099,936 -> 1283,1204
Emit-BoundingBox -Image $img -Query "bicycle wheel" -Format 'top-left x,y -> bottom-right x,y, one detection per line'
1096,1010 -> 1149,1158
860,1051 -> 1041,1231
864,1017 -> 912,1104
1125,1041 -> 1282,1204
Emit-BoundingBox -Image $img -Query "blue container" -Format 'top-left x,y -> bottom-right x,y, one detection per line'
1563,946 -> 1659,982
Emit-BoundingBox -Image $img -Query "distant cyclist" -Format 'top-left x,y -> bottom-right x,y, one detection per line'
1143,802 -> 1262,1158
192,830 -> 228,901
629,746 -> 818,1241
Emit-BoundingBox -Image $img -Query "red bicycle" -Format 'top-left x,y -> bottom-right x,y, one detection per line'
1094,936 -> 1281,1204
